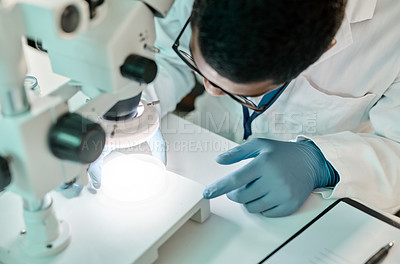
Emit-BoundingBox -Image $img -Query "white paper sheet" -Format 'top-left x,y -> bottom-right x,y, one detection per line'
263,200 -> 400,264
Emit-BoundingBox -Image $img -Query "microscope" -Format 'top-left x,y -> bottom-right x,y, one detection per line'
0,0 -> 209,263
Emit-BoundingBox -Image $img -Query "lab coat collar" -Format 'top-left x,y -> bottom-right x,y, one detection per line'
311,0 -> 377,66
346,0 -> 377,23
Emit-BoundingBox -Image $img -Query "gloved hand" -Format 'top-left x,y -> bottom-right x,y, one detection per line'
203,138 -> 339,217
56,147 -> 112,197
58,127 -> 167,197
57,181 -> 84,199
87,146 -> 113,193
146,128 -> 167,165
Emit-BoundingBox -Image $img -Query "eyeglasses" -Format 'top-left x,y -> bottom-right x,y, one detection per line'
172,17 -> 287,113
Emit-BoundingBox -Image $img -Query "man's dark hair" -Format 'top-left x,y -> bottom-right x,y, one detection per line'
191,0 -> 347,84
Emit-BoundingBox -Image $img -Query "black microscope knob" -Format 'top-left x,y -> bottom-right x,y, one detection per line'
48,113 -> 105,164
0,156 -> 11,191
120,54 -> 157,84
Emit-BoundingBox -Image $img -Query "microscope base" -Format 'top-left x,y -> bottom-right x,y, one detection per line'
0,171 -> 210,264
19,220 -> 71,258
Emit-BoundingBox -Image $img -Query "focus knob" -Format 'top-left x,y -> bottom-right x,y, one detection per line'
120,55 -> 157,84
49,113 -> 105,164
0,156 -> 11,191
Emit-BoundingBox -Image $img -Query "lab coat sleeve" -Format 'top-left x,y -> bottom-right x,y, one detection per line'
142,0 -> 196,118
299,73 -> 400,213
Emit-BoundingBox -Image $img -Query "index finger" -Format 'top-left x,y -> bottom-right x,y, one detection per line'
203,159 -> 261,199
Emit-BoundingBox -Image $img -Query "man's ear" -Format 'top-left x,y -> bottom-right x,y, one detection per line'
203,78 -> 225,96
326,39 -> 337,51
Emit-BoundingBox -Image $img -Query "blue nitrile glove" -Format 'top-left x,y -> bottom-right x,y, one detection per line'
203,138 -> 339,217
146,128 -> 167,165
56,147 -> 112,197
56,181 -> 84,198
87,147 -> 112,193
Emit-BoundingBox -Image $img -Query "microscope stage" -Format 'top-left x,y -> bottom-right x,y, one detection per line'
0,171 -> 210,264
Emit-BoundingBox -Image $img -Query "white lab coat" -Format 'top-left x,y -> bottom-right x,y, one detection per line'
144,0 -> 400,213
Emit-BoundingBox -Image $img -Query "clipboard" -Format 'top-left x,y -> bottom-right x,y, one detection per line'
259,198 -> 400,264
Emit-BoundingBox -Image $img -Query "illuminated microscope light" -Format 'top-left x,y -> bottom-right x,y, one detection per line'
101,153 -> 167,202
98,99 -> 166,202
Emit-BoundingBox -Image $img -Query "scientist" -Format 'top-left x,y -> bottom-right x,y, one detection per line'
92,0 -> 400,217
141,0 -> 400,217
